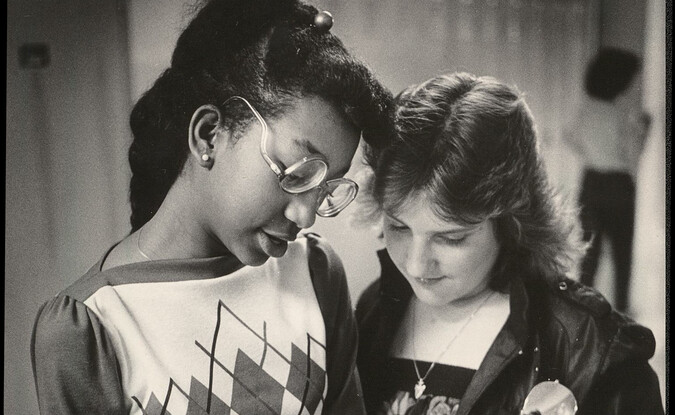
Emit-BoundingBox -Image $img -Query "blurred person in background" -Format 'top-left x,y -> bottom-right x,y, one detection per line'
565,47 -> 650,313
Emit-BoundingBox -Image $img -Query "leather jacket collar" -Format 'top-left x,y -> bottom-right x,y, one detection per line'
375,248 -> 533,414
360,250 -> 663,414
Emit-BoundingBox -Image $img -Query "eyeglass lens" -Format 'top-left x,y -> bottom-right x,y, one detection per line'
317,180 -> 358,217
280,159 -> 328,193
280,159 -> 358,216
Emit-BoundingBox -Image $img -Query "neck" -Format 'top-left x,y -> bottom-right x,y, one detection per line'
414,287 -> 494,324
138,187 -> 230,260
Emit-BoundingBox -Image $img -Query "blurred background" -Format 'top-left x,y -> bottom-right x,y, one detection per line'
5,0 -> 667,412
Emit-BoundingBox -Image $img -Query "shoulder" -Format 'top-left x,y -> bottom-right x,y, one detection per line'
31,294 -> 116,378
355,279 -> 381,318
542,278 -> 612,326
31,293 -> 126,412
532,278 -> 663,411
354,279 -> 383,330
60,246 -> 116,302
535,278 -> 656,363
301,232 -> 352,316
358,278 -> 381,304
303,232 -> 346,284
356,248 -> 412,325
32,294 -> 105,354
304,232 -> 342,263
32,248 -> 119,371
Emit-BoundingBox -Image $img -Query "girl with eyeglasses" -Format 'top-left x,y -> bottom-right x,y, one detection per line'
354,72 -> 663,414
30,1 -> 392,413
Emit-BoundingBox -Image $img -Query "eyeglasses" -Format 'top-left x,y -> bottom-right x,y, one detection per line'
224,96 -> 359,217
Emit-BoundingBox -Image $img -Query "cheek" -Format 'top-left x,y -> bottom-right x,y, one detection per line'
211,165 -> 287,224
240,147 -> 285,200
219,136 -> 284,203
435,240 -> 499,278
383,229 -> 407,262
478,228 -> 502,273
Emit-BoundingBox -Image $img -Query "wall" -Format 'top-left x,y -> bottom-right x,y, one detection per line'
590,0 -> 666,407
307,0 -> 602,300
5,1 -> 132,413
126,1 -> 189,101
630,0 -> 667,406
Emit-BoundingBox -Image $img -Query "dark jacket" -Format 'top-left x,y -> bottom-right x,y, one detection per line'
356,249 -> 664,415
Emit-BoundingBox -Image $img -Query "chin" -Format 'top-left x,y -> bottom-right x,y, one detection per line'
412,287 -> 453,307
241,253 -> 270,267
229,245 -> 270,267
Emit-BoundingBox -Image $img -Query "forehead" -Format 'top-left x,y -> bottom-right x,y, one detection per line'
387,194 -> 478,232
270,96 -> 360,174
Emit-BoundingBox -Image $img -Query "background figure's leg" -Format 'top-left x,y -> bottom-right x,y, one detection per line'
579,171 -> 602,287
608,175 -> 636,312
580,229 -> 602,287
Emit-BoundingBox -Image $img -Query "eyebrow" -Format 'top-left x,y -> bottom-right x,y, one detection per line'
293,138 -> 323,157
293,138 -> 352,177
386,213 -> 481,235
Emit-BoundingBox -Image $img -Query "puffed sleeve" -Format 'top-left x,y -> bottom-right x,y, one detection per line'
306,233 -> 367,415
581,316 -> 664,414
31,294 -> 128,414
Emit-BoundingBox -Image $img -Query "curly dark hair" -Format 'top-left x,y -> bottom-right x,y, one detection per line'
363,72 -> 585,289
128,0 -> 393,231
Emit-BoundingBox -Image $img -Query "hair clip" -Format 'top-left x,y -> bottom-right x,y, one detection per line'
313,11 -> 333,32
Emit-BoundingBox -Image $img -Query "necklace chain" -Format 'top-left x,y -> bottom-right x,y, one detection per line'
136,227 -> 152,261
411,291 -> 495,393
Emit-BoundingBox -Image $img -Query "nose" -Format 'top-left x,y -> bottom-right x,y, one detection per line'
284,191 -> 318,229
405,237 -> 432,278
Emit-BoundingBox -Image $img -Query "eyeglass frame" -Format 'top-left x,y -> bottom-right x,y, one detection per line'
223,96 -> 359,217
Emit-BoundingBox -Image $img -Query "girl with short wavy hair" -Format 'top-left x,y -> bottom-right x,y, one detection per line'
356,72 -> 663,414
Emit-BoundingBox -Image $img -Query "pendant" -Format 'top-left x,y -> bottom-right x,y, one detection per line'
414,379 -> 426,399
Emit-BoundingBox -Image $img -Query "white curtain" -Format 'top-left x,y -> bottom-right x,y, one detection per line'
6,1 -> 132,413
319,0 -> 599,194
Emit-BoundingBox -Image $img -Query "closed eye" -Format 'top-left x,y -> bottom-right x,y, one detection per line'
385,223 -> 408,232
436,234 -> 467,245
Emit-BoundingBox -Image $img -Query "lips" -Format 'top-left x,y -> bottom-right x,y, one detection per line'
265,232 -> 296,243
414,276 -> 446,286
258,230 -> 296,258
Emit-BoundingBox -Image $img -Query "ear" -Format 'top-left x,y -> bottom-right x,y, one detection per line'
188,104 -> 223,169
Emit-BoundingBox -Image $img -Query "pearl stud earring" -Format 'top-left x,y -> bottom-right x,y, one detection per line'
201,154 -> 210,162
